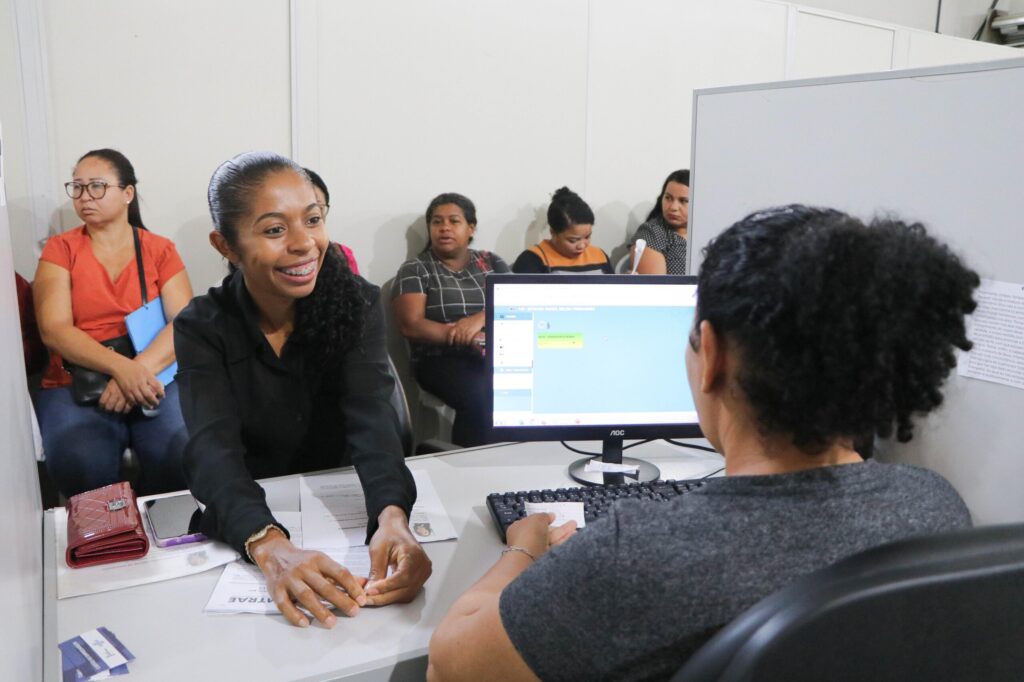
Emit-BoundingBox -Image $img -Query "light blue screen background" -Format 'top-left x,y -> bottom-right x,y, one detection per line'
494,306 -> 696,415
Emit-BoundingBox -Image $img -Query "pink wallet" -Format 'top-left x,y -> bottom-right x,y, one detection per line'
66,481 -> 150,568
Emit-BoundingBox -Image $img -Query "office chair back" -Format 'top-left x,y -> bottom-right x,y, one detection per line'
675,523 -> 1024,682
379,277 -> 455,444
384,354 -> 415,458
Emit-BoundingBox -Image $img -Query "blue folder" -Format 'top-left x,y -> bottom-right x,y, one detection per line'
125,296 -> 176,386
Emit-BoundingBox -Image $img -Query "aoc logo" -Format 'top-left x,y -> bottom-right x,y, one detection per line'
609,429 -> 626,436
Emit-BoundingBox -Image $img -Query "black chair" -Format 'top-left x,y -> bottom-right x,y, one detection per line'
675,523 -> 1024,682
384,354 -> 458,457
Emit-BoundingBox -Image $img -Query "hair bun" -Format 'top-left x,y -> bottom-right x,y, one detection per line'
551,187 -> 574,201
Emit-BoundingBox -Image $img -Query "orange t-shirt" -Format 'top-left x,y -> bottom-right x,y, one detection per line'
39,225 -> 186,388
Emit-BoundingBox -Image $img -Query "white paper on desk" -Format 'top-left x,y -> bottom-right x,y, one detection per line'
584,460 -> 639,474
524,502 -> 586,528
300,469 -> 457,550
54,503 -> 240,600
204,512 -> 371,615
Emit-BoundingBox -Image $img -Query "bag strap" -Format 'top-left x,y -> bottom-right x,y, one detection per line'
132,227 -> 148,304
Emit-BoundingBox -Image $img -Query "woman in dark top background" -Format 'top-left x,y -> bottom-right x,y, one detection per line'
631,169 -> 690,274
512,187 -> 613,274
174,151 -> 430,629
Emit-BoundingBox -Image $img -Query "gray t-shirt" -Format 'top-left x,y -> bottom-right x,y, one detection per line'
499,460 -> 970,681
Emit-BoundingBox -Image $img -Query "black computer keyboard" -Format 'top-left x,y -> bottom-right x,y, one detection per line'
486,478 -> 708,542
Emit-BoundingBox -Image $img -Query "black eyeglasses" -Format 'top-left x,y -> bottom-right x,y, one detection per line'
65,180 -> 126,200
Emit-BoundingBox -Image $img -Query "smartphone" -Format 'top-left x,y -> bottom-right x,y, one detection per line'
144,494 -> 206,548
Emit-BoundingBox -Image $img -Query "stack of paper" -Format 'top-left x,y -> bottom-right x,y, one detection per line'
204,470 -> 457,616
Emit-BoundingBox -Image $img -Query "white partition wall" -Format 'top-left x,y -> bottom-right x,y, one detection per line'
689,58 -> 1024,524
0,123 -> 44,680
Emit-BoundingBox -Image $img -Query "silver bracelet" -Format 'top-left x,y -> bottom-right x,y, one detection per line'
501,545 -> 536,561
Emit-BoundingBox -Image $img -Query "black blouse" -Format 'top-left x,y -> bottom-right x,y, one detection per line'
173,270 -> 416,557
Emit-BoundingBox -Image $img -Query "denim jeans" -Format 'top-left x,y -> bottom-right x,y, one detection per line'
37,382 -> 188,498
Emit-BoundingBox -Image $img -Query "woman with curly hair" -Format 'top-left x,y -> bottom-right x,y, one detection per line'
174,152 -> 430,629
429,205 -> 979,681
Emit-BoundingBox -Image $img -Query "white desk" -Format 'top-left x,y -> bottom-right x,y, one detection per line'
43,440 -> 722,681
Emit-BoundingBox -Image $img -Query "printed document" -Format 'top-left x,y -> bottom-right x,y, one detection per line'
300,469 -> 457,550
204,512 -> 371,615
958,278 -> 1024,391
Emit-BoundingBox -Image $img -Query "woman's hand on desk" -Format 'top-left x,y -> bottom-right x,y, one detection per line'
249,528 -> 367,628
364,506 -> 433,606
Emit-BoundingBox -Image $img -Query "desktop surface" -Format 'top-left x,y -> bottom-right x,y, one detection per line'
43,440 -> 722,681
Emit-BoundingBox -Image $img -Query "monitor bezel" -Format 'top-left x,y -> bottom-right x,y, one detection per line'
485,273 -> 704,443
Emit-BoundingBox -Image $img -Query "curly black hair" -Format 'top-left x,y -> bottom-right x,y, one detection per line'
696,204 -> 979,454
208,151 -> 366,377
292,244 -> 367,379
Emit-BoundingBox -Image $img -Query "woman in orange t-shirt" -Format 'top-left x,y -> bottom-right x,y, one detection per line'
34,149 -> 194,497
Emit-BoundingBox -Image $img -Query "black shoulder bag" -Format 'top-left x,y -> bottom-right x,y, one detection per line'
65,228 -> 147,406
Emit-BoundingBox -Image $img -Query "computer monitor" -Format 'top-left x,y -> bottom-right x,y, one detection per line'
486,274 -> 702,485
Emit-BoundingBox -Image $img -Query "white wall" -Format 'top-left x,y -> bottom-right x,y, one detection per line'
798,0 -> 1024,39
1,0 -> 1015,292
41,0 -> 293,292
1,0 -> 39,280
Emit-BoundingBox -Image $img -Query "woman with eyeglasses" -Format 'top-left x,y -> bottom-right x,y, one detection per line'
33,148 -> 194,498
631,169 -> 690,274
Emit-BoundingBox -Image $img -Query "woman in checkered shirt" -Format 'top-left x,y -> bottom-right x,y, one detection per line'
392,193 -> 509,447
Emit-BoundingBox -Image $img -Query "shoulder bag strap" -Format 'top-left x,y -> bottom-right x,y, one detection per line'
132,227 -> 148,305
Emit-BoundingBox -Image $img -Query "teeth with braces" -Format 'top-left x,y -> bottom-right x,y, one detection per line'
281,262 -> 315,276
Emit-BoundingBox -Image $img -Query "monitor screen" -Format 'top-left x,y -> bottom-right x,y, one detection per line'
486,274 -> 702,445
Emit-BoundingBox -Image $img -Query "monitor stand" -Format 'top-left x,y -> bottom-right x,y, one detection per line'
568,436 -> 661,486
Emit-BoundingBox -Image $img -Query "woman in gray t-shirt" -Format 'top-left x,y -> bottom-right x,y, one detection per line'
428,204 -> 980,682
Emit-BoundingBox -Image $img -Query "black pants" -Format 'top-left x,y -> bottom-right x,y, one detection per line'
415,354 -> 489,447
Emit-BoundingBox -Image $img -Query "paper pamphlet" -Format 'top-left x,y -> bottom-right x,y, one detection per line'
125,296 -> 176,385
524,501 -> 586,528
59,626 -> 135,681
958,278 -> 1024,391
299,469 -> 457,550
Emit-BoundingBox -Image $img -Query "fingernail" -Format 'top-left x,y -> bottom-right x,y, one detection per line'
348,605 -> 361,617
356,594 -> 367,606
298,618 -> 309,628
325,615 -> 337,628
